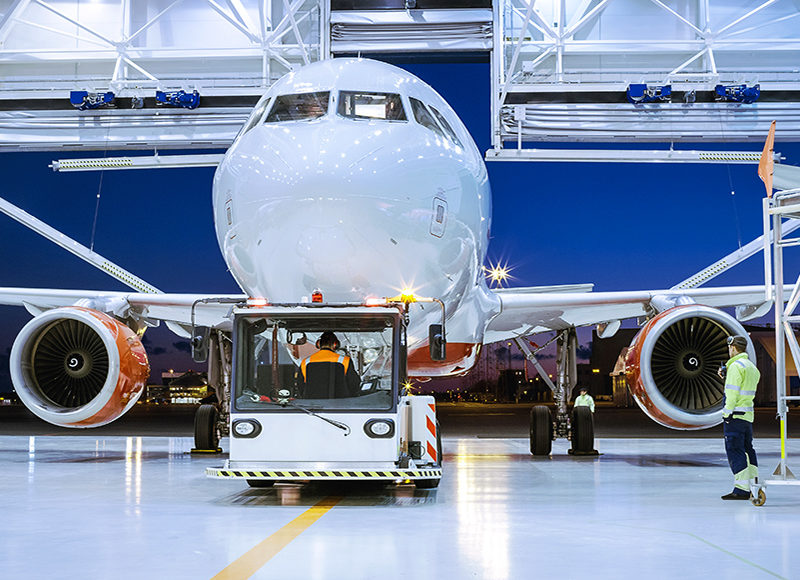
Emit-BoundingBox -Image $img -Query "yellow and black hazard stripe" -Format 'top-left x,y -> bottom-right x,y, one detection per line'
697,153 -> 761,162
57,158 -> 135,170
207,468 -> 442,480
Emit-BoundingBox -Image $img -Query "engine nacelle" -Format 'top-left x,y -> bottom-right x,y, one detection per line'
625,304 -> 755,430
10,307 -> 150,428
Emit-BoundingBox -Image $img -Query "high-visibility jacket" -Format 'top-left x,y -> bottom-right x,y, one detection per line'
300,348 -> 360,399
574,393 -> 595,412
723,352 -> 760,423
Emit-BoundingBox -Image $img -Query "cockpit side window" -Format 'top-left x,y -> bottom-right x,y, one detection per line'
338,91 -> 407,121
264,91 -> 330,123
236,97 -> 271,139
429,105 -> 463,148
409,97 -> 445,139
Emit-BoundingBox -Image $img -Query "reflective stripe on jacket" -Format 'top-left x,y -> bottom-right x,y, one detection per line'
723,352 -> 759,423
300,349 -> 351,379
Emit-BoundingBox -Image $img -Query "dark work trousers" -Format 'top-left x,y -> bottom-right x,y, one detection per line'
724,418 -> 758,489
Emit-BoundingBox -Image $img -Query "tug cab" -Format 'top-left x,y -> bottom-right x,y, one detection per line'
206,301 -> 442,488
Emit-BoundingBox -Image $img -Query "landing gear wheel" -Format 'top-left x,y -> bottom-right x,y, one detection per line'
570,406 -> 595,454
194,404 -> 220,451
247,480 -> 275,488
751,488 -> 766,506
529,405 -> 553,456
416,478 -> 440,489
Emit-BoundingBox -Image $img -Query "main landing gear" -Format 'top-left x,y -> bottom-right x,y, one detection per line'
517,328 -> 598,457
192,404 -> 222,453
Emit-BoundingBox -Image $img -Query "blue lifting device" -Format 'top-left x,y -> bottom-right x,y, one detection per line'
626,84 -> 671,105
715,84 -> 760,104
155,90 -> 200,109
70,91 -> 115,111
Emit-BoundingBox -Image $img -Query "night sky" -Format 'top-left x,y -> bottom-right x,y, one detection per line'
1,60 -> 798,392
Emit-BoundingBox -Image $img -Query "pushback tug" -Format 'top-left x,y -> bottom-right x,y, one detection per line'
205,292 -> 445,488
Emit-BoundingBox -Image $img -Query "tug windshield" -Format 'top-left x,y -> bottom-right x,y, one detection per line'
234,313 -> 398,412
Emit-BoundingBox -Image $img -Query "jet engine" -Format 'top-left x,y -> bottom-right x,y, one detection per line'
625,304 -> 754,430
10,307 -> 150,428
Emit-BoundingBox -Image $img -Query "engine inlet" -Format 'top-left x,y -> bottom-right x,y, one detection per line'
32,319 -> 110,409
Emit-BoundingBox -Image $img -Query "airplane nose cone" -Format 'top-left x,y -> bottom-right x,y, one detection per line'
216,120 -> 452,302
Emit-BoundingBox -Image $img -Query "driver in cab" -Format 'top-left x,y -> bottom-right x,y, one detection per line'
299,331 -> 360,398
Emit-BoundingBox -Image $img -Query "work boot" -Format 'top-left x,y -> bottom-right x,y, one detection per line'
721,489 -> 750,500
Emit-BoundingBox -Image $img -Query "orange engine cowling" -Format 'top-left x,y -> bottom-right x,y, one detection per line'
625,304 -> 755,430
10,307 -> 150,428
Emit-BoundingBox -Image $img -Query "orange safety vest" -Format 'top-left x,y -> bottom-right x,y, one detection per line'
300,349 -> 352,380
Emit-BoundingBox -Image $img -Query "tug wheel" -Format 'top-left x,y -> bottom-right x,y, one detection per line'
751,488 -> 766,506
247,480 -> 275,488
416,478 -> 440,489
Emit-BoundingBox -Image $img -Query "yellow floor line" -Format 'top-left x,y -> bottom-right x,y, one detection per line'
211,496 -> 342,580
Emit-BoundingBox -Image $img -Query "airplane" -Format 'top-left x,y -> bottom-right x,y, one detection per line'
0,58 -> 788,452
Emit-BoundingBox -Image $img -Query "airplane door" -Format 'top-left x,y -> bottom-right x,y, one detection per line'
430,197 -> 447,238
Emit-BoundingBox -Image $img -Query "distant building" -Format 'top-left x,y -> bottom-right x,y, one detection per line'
147,370 -> 209,404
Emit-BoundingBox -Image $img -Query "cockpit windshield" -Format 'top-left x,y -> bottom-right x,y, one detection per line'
234,314 -> 397,412
338,91 -> 406,121
264,91 -> 330,123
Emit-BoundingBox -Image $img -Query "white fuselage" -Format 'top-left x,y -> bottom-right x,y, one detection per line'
212,59 -> 499,373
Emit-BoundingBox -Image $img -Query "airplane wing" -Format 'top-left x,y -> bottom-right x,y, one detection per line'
484,284 -> 773,342
774,164 -> 800,191
0,288 -> 246,333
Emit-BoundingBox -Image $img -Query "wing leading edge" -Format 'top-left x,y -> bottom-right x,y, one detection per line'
0,288 -> 246,333
484,285 -> 775,343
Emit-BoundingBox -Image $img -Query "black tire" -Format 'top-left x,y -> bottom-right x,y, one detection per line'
247,480 -> 275,488
571,406 -> 594,453
416,478 -> 440,489
194,404 -> 220,450
529,405 -> 553,456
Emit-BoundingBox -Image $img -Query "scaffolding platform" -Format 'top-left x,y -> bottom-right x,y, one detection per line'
762,188 -> 800,492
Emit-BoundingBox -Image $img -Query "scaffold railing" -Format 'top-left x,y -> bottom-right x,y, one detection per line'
763,187 -> 800,485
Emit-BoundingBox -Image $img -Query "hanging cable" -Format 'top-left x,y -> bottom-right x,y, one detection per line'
717,108 -> 743,249
89,173 -> 103,252
89,125 -> 111,252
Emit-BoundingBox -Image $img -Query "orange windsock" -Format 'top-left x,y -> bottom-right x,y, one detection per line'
758,120 -> 776,197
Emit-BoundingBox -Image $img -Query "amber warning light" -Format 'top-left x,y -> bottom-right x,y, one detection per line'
311,290 -> 323,303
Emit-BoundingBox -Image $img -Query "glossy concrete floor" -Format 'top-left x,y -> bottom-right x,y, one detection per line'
1,435 -> 799,580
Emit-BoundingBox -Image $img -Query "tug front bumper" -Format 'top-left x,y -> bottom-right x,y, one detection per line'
207,464 -> 442,482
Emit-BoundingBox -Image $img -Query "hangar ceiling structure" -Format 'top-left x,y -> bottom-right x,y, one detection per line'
489,0 -> 800,161
0,0 -> 798,158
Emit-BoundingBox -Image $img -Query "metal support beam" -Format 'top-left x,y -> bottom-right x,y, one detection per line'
485,148 -> 780,164
0,195 -> 160,294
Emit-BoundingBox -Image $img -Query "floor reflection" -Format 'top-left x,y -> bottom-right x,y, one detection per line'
215,481 -> 439,507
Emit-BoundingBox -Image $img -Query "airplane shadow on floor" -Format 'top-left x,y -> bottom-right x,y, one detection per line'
214,481 -> 439,507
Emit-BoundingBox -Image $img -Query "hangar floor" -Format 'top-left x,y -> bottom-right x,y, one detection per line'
1,434 -> 798,579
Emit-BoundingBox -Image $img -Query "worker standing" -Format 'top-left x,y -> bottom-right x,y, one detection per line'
574,387 -> 595,413
718,335 -> 760,501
